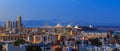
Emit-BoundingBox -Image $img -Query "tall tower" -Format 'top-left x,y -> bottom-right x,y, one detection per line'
11,21 -> 15,28
6,20 -> 11,31
16,16 -> 22,32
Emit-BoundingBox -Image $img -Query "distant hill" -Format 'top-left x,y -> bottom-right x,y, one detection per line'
95,26 -> 120,31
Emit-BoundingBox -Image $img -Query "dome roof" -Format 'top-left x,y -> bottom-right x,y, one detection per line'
55,24 -> 62,28
67,24 -> 72,28
89,25 -> 93,28
74,25 -> 79,29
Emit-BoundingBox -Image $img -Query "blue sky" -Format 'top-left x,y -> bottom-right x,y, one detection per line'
0,0 -> 120,26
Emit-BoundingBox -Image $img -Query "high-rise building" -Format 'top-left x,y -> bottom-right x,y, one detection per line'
11,21 -> 15,28
6,20 -> 11,31
16,16 -> 23,32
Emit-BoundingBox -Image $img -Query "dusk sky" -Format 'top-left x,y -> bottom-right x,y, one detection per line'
0,0 -> 120,26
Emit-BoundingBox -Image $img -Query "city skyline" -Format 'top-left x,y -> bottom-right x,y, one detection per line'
0,0 -> 120,26
0,0 -> 120,51
1,16 -> 120,28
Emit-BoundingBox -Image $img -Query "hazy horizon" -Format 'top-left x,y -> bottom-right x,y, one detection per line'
0,20 -> 120,27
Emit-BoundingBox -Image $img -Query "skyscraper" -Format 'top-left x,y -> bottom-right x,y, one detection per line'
16,16 -> 23,32
11,21 -> 15,28
6,20 -> 11,31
